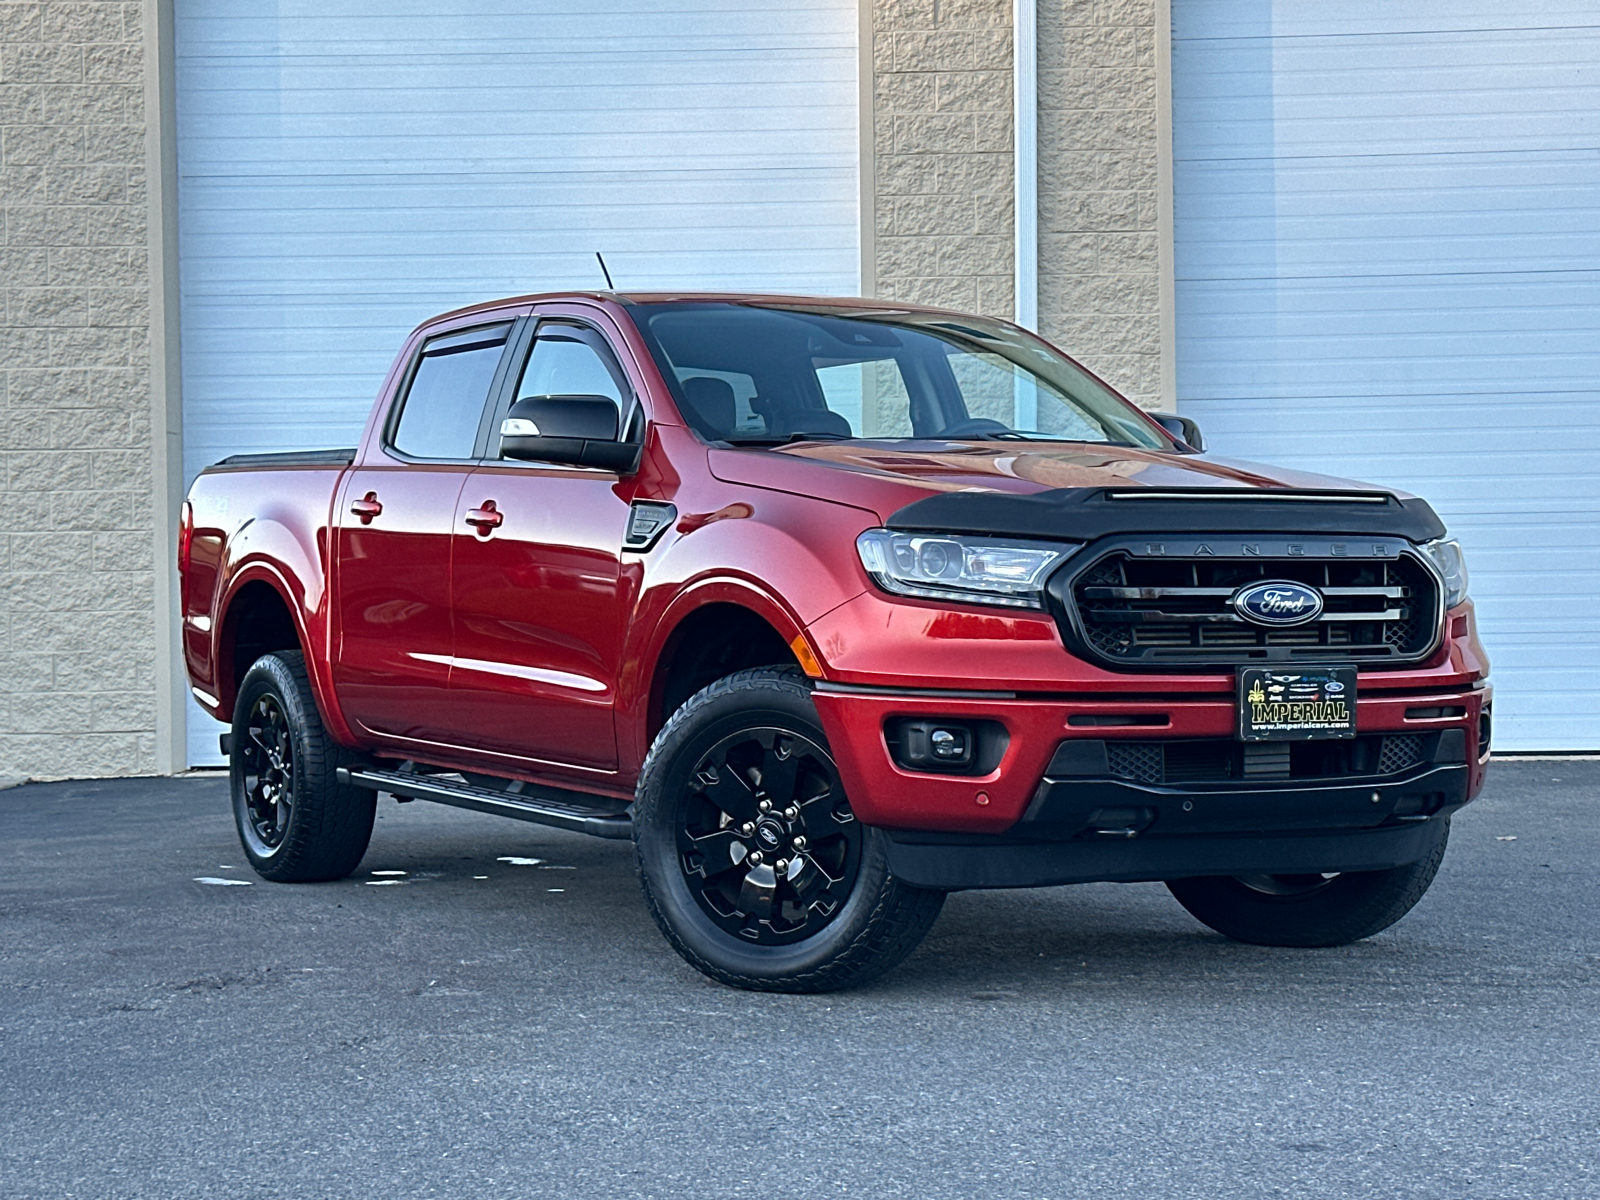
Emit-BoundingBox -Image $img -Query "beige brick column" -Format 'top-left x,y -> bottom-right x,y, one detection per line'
1,0 -> 164,777
866,0 -> 1016,318
1037,0 -> 1162,407
863,0 -> 1165,407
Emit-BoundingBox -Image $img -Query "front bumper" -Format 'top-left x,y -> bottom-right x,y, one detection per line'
811,682 -> 1490,837
883,810 -> 1454,891
812,678 -> 1484,890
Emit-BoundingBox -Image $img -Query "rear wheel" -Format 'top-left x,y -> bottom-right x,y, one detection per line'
634,668 -> 945,992
1166,820 -> 1449,947
230,650 -> 375,882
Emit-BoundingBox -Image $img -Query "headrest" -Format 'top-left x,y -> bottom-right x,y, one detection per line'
679,376 -> 737,436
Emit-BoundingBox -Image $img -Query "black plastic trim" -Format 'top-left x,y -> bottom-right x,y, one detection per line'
1023,757 -> 1466,828
1044,534 -> 1445,672
215,448 -> 356,468
887,486 -> 1447,543
337,766 -> 631,839
883,814 -> 1450,890
624,501 -> 677,551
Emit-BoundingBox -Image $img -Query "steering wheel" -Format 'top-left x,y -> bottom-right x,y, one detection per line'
938,417 -> 1012,439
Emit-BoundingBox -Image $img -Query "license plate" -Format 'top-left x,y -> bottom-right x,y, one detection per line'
1238,666 -> 1357,741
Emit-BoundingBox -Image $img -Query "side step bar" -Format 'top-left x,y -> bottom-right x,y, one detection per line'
336,766 -> 632,840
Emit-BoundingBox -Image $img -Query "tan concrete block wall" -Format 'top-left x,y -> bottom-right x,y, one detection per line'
1,0 -> 158,777
870,0 -> 1015,318
869,1 -> 1163,404
1037,0 -> 1161,406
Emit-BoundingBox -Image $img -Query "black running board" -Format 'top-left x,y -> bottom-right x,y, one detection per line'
336,767 -> 632,840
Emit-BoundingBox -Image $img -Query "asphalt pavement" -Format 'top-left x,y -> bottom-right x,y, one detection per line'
1,761 -> 1596,1199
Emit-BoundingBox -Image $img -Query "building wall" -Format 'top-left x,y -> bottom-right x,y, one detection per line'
866,0 -> 1164,407
0,0 -> 162,777
1038,0 -> 1162,407
868,0 -> 1015,318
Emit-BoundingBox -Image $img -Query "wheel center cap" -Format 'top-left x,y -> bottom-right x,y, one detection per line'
755,818 -> 785,851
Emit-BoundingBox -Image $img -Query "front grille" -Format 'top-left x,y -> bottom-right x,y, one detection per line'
1104,734 -> 1425,785
1060,543 -> 1440,669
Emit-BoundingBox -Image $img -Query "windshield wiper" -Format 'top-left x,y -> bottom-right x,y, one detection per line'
962,430 -> 1140,447
722,431 -> 854,446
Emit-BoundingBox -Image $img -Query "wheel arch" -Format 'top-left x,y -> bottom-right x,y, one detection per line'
641,590 -> 805,751
215,568 -> 351,743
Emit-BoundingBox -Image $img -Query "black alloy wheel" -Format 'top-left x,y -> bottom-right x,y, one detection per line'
238,692 -> 295,854
228,650 -> 375,883
676,726 -> 863,945
635,667 -> 946,992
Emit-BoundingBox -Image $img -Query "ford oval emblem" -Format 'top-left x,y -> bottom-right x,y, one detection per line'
1232,580 -> 1325,626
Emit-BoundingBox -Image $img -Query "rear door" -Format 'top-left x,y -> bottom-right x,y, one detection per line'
445,314 -> 640,771
333,318 -> 517,743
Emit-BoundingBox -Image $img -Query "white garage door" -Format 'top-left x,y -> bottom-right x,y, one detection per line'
1173,2 -> 1600,751
176,0 -> 859,765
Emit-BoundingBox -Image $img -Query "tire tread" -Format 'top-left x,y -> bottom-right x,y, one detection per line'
232,650 -> 375,883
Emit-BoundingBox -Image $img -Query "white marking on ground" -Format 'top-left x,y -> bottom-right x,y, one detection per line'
365,880 -> 404,886
547,888 -> 565,893
496,857 -> 544,866
370,870 -> 407,876
194,877 -> 252,886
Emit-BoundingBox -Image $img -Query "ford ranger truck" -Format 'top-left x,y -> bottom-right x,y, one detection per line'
179,293 -> 1490,992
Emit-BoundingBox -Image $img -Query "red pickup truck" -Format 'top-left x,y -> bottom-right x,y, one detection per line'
180,292 -> 1490,992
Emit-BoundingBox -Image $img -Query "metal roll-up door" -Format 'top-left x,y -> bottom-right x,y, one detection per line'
1173,2 -> 1600,750
175,0 -> 859,764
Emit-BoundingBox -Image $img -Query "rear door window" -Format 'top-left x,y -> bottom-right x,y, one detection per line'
390,322 -> 513,459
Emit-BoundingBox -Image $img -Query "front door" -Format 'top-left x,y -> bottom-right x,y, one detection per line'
447,320 -> 636,771
333,319 -> 514,743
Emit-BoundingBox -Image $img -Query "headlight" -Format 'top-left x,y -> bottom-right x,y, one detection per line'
856,529 -> 1077,609
1421,537 -> 1469,607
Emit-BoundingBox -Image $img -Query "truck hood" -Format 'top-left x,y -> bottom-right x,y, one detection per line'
711,440 -> 1408,509
706,440 -> 1444,541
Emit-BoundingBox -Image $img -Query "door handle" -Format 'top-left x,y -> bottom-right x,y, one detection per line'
351,492 -> 382,523
465,500 -> 503,534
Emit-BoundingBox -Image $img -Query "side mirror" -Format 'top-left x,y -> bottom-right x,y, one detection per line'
499,395 -> 638,471
1150,411 -> 1204,452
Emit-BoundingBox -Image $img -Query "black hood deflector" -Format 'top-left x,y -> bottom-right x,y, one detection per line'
887,487 -> 1447,543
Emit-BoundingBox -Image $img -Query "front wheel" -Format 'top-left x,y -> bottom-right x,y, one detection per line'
1166,820 -> 1449,947
634,668 -> 945,992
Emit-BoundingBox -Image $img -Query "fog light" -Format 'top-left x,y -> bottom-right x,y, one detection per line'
930,727 -> 968,760
891,719 -> 975,771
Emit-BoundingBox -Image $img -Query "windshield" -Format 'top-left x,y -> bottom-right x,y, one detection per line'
630,301 -> 1168,449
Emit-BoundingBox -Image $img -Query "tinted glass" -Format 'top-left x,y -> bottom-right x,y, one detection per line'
517,326 -> 626,403
391,323 -> 511,459
633,303 -> 1166,448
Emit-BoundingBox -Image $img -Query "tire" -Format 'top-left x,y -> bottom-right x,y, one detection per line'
229,650 -> 375,882
634,668 -> 946,993
1166,819 -> 1450,947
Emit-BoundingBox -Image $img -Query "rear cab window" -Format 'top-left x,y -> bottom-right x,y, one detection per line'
389,322 -> 514,459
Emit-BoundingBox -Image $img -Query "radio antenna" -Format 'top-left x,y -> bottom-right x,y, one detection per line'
595,252 -> 615,290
